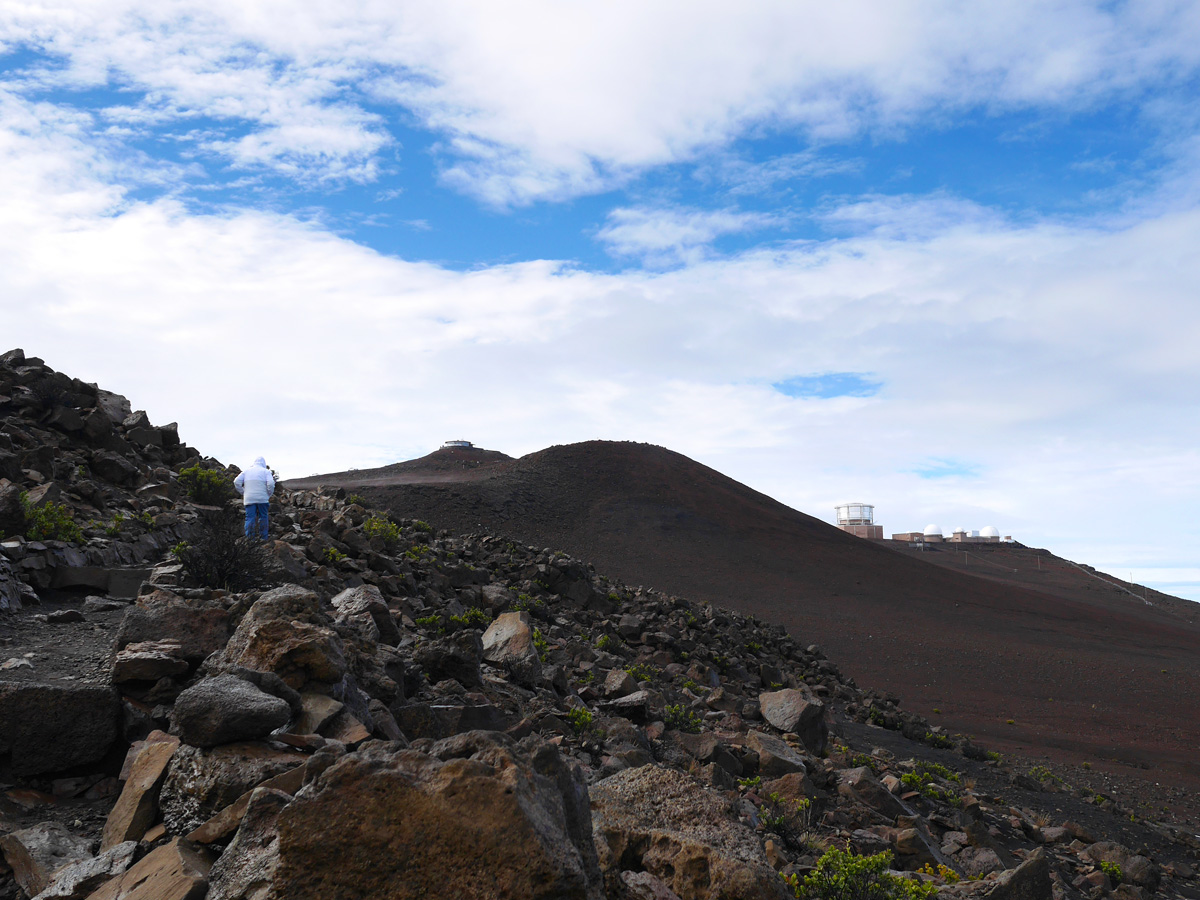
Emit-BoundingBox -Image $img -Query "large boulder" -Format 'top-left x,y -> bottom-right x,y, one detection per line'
412,631 -> 483,688
481,611 -> 542,685
171,674 -> 292,748
743,731 -> 807,779
330,584 -> 400,645
208,732 -> 604,900
837,766 -> 908,821
209,585 -> 345,690
0,681 -> 119,776
116,591 -> 231,667
590,765 -> 791,900
758,688 -> 827,755
159,742 -> 307,836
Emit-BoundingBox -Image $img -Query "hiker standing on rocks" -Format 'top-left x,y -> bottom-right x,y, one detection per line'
233,456 -> 275,540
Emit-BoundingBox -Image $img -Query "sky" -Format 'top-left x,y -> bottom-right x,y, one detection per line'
2,2 -> 1199,600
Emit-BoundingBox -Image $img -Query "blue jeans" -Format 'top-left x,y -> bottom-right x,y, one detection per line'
244,503 -> 269,540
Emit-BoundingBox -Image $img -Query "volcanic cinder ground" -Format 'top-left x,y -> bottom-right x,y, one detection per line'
290,441 -> 1200,814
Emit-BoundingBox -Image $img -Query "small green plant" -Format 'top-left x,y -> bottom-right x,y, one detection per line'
923,731 -> 954,749
346,493 -> 367,506
985,751 -> 1003,763
575,670 -> 595,685
322,547 -> 347,563
625,663 -> 657,684
607,591 -> 621,603
595,633 -> 615,651
513,592 -> 544,612
412,519 -> 434,534
405,544 -> 431,562
20,494 -> 83,543
532,628 -> 549,661
135,510 -> 155,528
738,775 -> 762,790
105,512 -> 125,536
1099,861 -> 1123,885
665,703 -> 703,734
680,679 -> 698,691
363,515 -> 402,550
867,707 -> 886,726
915,761 -> 960,783
900,770 -> 957,805
785,847 -> 938,900
849,753 -> 878,772
178,464 -> 236,505
567,706 -> 593,735
414,614 -> 444,634
1081,761 -> 1091,769
745,640 -> 762,653
170,541 -> 189,558
448,607 -> 491,629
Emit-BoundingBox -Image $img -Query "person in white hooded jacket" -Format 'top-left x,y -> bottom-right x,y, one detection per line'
233,456 -> 275,540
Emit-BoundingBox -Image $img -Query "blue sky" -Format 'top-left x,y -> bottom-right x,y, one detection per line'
2,1 -> 1199,599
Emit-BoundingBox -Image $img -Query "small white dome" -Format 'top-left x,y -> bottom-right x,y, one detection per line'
980,526 -> 1000,537
923,524 -> 942,536
953,526 -> 966,534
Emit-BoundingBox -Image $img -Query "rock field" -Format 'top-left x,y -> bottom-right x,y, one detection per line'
1,347 -> 1199,900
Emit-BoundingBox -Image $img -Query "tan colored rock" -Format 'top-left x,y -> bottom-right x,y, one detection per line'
291,692 -> 343,735
758,688 -> 827,754
83,838 -> 211,900
322,709 -> 371,744
101,731 -> 180,851
111,641 -> 189,684
590,765 -> 790,900
0,823 -> 92,896
205,788 -> 292,900
208,732 -> 603,899
481,611 -> 541,684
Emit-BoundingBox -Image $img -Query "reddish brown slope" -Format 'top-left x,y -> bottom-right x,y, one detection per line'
293,441 -> 1200,793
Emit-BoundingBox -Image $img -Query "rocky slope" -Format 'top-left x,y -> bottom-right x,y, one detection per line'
289,442 -> 1200,798
1,350 -> 1199,900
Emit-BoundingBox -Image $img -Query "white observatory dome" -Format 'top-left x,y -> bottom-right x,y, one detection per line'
980,526 -> 1000,537
923,524 -> 942,536
953,525 -> 966,534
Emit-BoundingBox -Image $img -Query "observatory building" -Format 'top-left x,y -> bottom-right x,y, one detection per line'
442,440 -> 474,449
891,524 -> 1009,543
835,503 -> 883,539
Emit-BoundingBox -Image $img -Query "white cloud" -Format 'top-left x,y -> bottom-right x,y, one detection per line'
3,1 -> 1200,201
3,90 -> 1199,596
595,206 -> 783,265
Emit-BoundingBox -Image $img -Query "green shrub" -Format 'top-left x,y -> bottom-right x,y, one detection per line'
322,547 -> 346,563
665,704 -> 702,734
532,628 -> 549,661
412,519 -> 434,534
105,512 -> 125,537
346,493 -> 367,506
414,614 -> 444,634
595,633 -> 615,651
567,707 -> 594,734
1099,862 -> 1122,885
363,515 -> 401,550
20,494 -> 82,543
785,847 -> 937,900
625,663 -> 658,684
449,607 -> 491,629
178,465 -> 236,505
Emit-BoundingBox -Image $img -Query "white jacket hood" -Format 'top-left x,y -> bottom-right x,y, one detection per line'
234,457 -> 276,505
